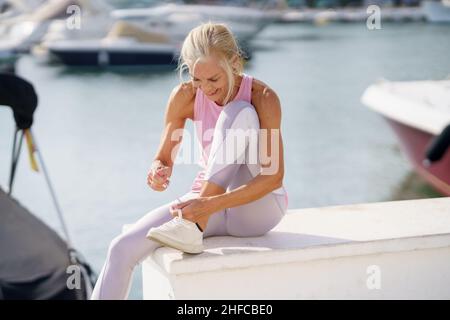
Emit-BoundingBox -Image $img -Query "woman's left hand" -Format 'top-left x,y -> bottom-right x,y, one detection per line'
171,197 -> 217,223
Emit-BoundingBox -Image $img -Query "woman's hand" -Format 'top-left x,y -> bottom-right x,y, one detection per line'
170,197 -> 217,223
147,160 -> 172,192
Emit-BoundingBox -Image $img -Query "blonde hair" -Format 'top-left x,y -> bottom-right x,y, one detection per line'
176,21 -> 246,106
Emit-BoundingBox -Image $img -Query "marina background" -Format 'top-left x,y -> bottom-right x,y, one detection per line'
1,1 -> 449,299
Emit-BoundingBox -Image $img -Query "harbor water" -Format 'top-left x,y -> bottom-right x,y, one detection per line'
1,22 -> 449,298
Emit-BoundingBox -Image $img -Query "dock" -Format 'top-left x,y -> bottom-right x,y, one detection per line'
142,197 -> 450,299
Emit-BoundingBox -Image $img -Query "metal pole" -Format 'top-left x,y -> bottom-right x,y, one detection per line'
8,128 -> 24,196
29,130 -> 73,247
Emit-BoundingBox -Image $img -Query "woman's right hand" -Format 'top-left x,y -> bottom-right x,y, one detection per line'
147,160 -> 172,192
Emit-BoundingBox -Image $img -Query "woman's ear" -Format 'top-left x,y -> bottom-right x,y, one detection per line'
231,54 -> 239,72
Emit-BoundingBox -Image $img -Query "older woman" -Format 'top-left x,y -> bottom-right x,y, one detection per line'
91,22 -> 287,300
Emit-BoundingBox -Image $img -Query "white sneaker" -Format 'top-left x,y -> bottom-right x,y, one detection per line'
146,210 -> 204,254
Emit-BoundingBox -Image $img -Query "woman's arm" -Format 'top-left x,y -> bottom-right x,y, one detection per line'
148,83 -> 194,191
211,88 -> 285,211
154,83 -> 194,167
173,87 -> 285,221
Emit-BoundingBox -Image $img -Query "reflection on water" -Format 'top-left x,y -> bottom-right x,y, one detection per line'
389,171 -> 443,201
1,22 -> 449,299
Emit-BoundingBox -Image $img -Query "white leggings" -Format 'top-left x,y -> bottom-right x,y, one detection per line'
90,101 -> 287,300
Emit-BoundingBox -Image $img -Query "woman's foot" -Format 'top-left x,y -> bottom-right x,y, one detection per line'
146,216 -> 204,254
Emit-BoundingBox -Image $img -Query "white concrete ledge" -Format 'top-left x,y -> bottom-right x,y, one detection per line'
142,197 -> 450,299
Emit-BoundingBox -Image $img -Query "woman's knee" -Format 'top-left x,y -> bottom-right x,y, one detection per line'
217,100 -> 259,131
107,234 -> 139,268
224,100 -> 255,113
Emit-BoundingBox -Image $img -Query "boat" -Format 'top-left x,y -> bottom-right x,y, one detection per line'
37,0 -> 115,44
0,19 -> 52,54
29,1 -> 262,66
0,0 -> 77,53
361,79 -> 450,196
0,0 -> 48,20
0,186 -> 93,299
46,21 -> 180,67
0,0 -> 113,55
110,3 -> 279,44
0,71 -> 97,299
31,1 -> 275,61
423,0 -> 450,23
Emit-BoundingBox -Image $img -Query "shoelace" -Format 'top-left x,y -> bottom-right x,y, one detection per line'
159,215 -> 192,231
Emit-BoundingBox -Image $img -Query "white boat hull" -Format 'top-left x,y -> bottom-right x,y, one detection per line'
47,39 -> 179,67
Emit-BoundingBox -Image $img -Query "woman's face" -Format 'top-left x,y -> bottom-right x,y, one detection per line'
190,55 -> 233,104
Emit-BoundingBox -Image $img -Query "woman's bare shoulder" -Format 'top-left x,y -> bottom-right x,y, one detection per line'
250,77 -> 281,109
169,81 -> 196,119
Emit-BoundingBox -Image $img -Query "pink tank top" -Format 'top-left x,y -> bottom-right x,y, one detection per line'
190,73 -> 288,206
